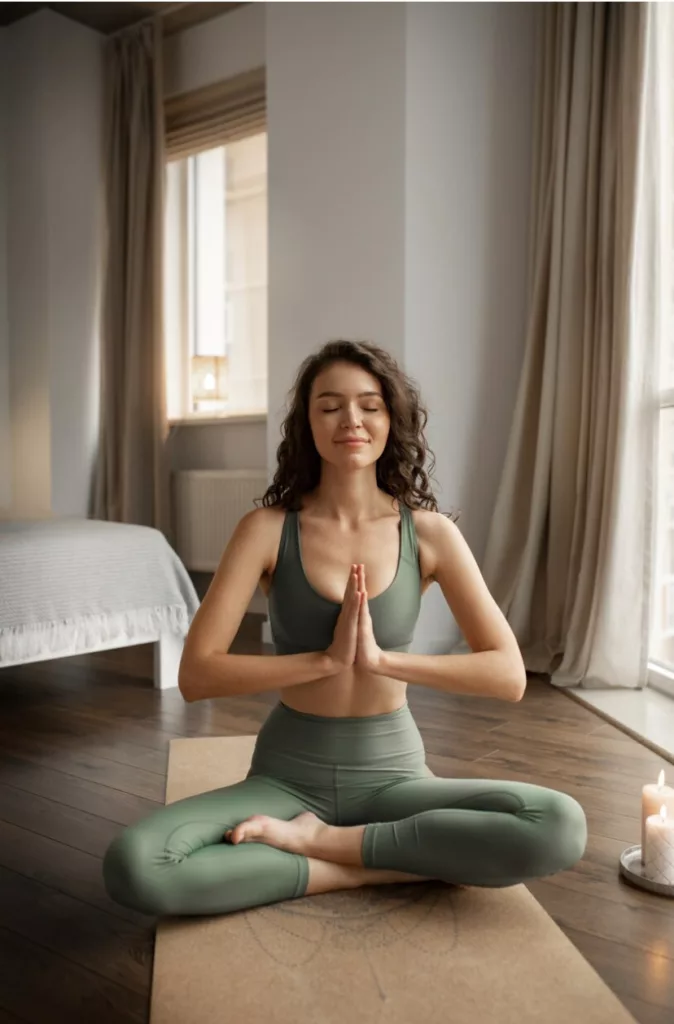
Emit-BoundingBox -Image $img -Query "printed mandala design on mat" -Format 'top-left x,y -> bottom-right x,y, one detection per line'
243,881 -> 459,978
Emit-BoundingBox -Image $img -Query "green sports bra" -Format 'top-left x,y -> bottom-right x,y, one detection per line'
267,503 -> 422,656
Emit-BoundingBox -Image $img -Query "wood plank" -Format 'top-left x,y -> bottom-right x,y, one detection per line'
527,877 -> 674,960
0,819 -> 153,928
0,753 -> 161,826
428,750 -> 646,819
559,926 -> 674,1011
477,734 -> 668,789
0,730 -> 165,802
0,865 -> 152,996
3,699 -> 265,753
0,782 -> 124,857
0,926 -> 147,1024
478,747 -> 657,799
488,716 -> 668,764
0,711 -> 168,774
619,995 -> 674,1024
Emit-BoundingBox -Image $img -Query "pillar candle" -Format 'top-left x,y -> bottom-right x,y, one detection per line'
641,770 -> 674,864
643,806 -> 674,885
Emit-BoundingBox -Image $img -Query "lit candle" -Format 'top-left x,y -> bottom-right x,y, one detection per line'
643,805 -> 674,885
641,770 -> 674,864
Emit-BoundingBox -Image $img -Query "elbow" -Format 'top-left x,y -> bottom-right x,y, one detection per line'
178,652 -> 201,703
506,662 -> 527,703
491,648 -> 526,703
178,649 -> 235,701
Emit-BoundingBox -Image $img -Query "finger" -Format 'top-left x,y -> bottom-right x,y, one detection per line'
351,566 -> 361,599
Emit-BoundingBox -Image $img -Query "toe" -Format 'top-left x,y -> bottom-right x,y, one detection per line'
234,815 -> 267,844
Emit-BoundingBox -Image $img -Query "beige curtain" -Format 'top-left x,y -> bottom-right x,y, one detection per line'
460,3 -> 664,690
93,19 -> 171,539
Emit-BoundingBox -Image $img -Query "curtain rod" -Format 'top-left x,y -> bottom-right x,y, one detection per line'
108,2 -> 188,41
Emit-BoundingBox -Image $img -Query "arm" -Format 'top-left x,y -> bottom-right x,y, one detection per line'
374,514 -> 526,702
178,508 -> 337,702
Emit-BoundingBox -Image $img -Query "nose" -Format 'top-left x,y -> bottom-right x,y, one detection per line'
341,403 -> 362,428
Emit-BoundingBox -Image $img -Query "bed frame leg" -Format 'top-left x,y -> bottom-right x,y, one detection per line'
154,632 -> 183,690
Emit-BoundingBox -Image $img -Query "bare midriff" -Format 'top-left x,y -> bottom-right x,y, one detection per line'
278,667 -> 408,719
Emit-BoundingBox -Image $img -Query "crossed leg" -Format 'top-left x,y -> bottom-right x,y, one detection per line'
102,773 -> 428,918
231,775 -> 588,889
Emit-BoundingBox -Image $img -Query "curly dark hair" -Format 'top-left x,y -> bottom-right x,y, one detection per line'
254,340 -> 460,520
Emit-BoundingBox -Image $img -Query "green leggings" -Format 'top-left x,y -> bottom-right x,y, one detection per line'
103,701 -> 587,917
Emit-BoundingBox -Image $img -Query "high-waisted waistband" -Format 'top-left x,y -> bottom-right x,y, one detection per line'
247,700 -> 427,789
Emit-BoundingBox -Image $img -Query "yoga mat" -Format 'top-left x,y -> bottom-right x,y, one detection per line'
150,735 -> 638,1024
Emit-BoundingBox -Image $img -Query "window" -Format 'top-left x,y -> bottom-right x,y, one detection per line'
164,132 -> 268,420
650,407 -> 674,684
648,35 -> 674,695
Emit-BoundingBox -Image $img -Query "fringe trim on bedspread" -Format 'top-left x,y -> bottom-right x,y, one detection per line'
0,604 -> 192,665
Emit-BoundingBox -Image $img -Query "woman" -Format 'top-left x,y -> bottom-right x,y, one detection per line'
103,340 -> 587,917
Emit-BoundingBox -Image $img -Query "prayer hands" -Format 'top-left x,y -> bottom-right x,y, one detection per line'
354,564 -> 383,672
326,564 -> 383,673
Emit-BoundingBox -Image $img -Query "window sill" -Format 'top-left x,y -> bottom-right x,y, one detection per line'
568,673 -> 674,764
168,413 -> 267,428
648,661 -> 674,699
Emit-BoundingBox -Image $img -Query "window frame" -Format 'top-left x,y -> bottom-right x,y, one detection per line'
649,389 -> 674,697
164,137 -> 268,424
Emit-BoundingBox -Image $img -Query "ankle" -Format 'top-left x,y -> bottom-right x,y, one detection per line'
305,858 -> 364,895
308,822 -> 366,867
306,821 -> 335,860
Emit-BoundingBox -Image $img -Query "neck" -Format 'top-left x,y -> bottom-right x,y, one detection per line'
306,466 -> 394,524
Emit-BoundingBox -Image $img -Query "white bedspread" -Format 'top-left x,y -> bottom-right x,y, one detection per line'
0,518 -> 201,665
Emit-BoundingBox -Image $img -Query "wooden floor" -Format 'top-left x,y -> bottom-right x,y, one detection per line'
0,626 -> 672,1024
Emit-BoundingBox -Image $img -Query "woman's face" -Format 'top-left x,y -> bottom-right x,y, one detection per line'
308,360 -> 391,468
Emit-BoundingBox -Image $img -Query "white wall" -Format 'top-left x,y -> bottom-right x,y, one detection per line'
2,10 -> 103,520
0,29 -> 11,510
164,0 -> 265,98
45,14 -> 103,517
5,14 -> 52,518
265,1 -> 407,474
406,2 -> 537,651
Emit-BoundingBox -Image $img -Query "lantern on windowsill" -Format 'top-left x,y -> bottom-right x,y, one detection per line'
191,355 -> 229,406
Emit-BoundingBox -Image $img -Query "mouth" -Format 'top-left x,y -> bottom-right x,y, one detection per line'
336,440 -> 369,446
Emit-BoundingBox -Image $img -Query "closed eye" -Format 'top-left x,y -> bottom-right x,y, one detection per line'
323,407 -> 380,413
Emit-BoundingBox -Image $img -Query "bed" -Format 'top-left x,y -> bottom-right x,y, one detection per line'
0,518 -> 201,689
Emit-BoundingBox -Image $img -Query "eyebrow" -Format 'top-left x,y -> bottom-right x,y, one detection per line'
315,390 -> 383,399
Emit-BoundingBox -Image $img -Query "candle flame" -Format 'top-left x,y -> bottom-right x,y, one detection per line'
658,769 -> 665,788
660,805 -> 668,822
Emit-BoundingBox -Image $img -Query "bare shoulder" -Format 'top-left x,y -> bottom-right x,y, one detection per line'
244,504 -> 286,577
409,507 -> 457,583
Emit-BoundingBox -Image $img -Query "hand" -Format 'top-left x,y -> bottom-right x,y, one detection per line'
355,564 -> 384,672
325,564 -> 361,672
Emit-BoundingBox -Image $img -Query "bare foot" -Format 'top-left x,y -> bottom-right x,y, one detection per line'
225,811 -> 327,856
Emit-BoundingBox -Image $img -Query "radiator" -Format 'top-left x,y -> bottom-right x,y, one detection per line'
173,469 -> 269,574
